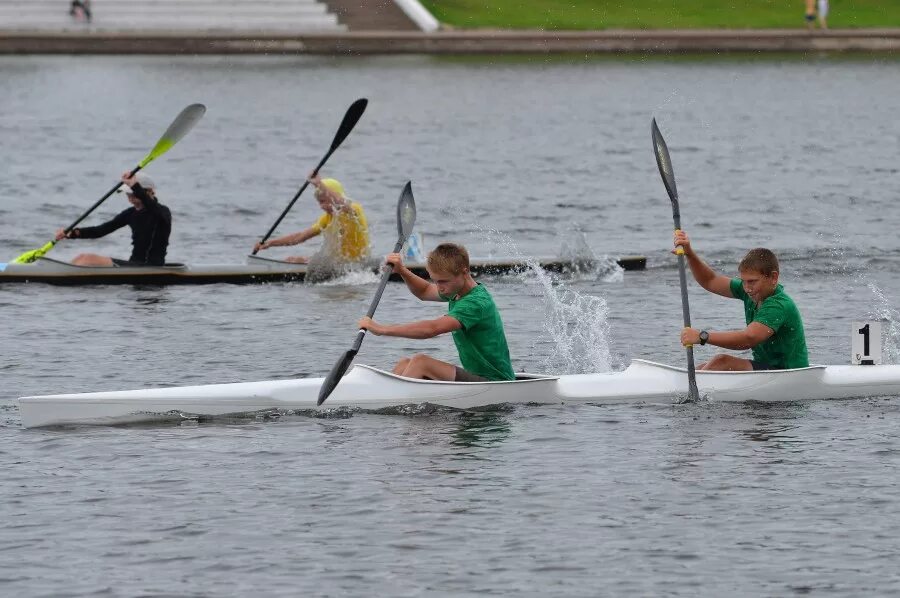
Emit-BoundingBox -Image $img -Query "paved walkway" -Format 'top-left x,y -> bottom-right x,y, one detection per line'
2,28 -> 900,54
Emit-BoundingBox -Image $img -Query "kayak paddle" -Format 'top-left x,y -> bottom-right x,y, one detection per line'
651,118 -> 701,403
317,181 -> 417,406
12,103 -> 206,264
252,98 -> 368,255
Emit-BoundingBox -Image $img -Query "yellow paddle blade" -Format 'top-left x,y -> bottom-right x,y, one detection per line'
12,240 -> 56,264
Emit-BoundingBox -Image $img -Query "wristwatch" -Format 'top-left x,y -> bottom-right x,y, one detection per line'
699,330 -> 709,346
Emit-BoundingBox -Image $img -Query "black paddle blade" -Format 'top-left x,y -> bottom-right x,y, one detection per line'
651,118 -> 679,211
317,348 -> 358,406
330,98 -> 368,152
397,181 -> 416,241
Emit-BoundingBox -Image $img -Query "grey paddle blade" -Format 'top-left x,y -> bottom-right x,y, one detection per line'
651,118 -> 679,213
162,104 -> 206,145
141,104 -> 206,167
651,118 -> 699,403
318,182 -> 418,407
397,181 -> 416,241
317,348 -> 358,406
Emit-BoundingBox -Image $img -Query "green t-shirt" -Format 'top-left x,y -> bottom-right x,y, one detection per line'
441,284 -> 515,381
729,278 -> 809,369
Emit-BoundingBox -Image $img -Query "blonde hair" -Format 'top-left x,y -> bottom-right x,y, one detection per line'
739,248 -> 779,276
427,243 -> 469,276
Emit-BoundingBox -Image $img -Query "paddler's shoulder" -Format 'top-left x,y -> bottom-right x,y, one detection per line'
469,283 -> 497,301
767,284 -> 801,308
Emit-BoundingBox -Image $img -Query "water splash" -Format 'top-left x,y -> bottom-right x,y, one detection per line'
469,225 -> 614,374
819,222 -> 900,364
864,281 -> 900,364
318,267 -> 381,287
526,261 -> 613,374
559,230 -> 624,283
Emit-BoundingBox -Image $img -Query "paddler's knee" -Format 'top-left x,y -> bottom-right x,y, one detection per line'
393,357 -> 411,374
703,354 -> 750,372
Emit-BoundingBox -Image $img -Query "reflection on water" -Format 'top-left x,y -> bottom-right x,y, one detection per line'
310,285 -> 372,304
742,423 -> 802,445
448,411 -> 512,448
127,287 -> 173,307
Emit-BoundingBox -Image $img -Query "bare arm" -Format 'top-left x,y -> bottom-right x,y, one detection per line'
682,322 -> 774,350
360,315 -> 461,339
385,253 -> 440,301
709,323 -> 774,350
265,227 -> 319,248
674,230 -> 733,298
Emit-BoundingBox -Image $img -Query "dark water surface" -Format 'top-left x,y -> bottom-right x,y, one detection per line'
3,55 -> 900,596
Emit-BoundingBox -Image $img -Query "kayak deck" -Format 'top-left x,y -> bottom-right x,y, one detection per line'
0,254 -> 646,285
18,360 -> 900,428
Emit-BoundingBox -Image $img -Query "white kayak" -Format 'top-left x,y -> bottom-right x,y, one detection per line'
17,360 -> 900,428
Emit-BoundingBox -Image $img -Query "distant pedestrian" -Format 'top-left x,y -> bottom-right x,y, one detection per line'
817,0 -> 829,29
804,0 -> 816,30
69,0 -> 92,23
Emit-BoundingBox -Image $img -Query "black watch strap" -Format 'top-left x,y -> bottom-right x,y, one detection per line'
699,330 -> 709,345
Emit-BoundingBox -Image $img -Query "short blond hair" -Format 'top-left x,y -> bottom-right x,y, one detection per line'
427,243 -> 469,276
739,248 -> 779,276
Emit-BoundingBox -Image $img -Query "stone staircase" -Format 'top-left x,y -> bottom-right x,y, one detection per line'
0,0 -> 346,32
323,0 -> 418,31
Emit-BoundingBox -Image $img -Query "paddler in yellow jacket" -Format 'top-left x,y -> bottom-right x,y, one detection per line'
254,174 -> 370,264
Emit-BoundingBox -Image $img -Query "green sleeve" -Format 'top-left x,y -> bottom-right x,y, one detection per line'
448,296 -> 484,330
754,297 -> 787,332
729,277 -> 746,300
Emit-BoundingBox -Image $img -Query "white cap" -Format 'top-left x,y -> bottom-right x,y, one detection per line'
117,172 -> 156,194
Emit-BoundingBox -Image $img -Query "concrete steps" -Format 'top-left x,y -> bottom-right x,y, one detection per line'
322,0 -> 418,31
0,0 -> 346,32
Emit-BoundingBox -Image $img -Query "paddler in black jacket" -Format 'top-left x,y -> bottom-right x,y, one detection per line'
55,172 -> 172,267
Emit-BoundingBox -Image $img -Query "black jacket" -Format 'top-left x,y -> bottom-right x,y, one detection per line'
76,183 -> 171,265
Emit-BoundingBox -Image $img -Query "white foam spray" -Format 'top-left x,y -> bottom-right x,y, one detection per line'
865,281 -> 900,364
469,226 -> 616,374
318,268 -> 381,287
526,260 -> 613,374
820,222 -> 900,364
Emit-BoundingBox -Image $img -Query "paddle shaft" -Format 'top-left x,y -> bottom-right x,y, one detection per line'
672,217 -> 700,401
652,118 -> 700,402
317,179 -> 414,406
253,98 -> 367,255
350,237 -> 405,352
253,157 -> 328,254
62,166 -> 141,236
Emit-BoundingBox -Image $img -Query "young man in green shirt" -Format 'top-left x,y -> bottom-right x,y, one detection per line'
358,243 -> 515,381
675,230 -> 809,371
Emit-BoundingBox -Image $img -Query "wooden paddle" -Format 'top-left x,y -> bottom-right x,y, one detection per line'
251,98 -> 368,255
317,182 -> 417,406
12,104 -> 206,264
651,118 -> 701,403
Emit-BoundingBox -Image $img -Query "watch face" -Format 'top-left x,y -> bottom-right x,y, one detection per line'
700,331 -> 709,344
